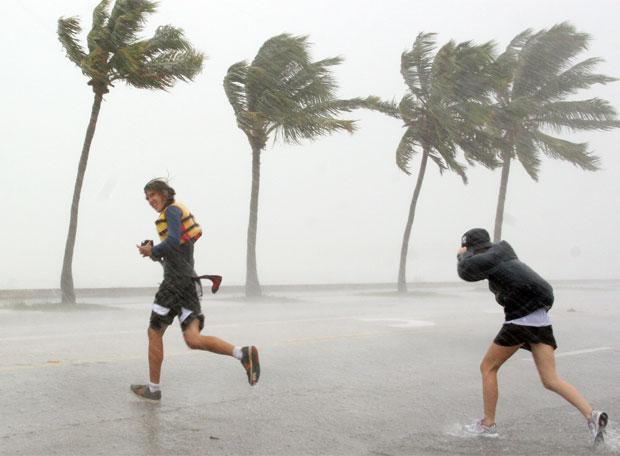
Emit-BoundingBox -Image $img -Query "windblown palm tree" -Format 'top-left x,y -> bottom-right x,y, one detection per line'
395,33 -> 497,293
224,33 -> 397,297
489,23 -> 619,242
58,0 -> 204,303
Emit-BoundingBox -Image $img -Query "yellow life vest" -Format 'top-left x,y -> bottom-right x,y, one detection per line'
155,202 -> 202,244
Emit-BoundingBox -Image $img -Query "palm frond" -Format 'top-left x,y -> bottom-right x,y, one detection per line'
459,133 -> 499,170
397,37 -> 499,178
398,94 -> 419,123
426,149 -> 450,176
256,89 -> 300,126
267,95 -> 398,141
87,0 -> 111,53
225,32 -> 397,154
108,0 -> 157,50
426,110 -> 465,179
532,131 -> 599,170
433,39 -> 495,105
121,48 -> 203,89
252,33 -> 310,69
454,103 -> 499,169
247,34 -> 318,113
271,116 -> 356,144
80,49 -> 111,83
535,98 -> 620,132
514,22 -> 590,98
489,23 -> 619,181
299,96 -> 399,118
278,57 -> 342,109
401,32 -> 437,99
109,22 -> 204,86
434,142 -> 468,182
355,96 -> 401,118
251,33 -> 312,88
58,17 -> 87,67
491,28 -> 533,96
142,25 -> 193,58
107,44 -> 142,77
60,0 -> 204,96
395,126 -> 422,174
224,61 -> 252,132
514,134 -> 541,180
535,57 -> 618,102
506,28 -> 534,54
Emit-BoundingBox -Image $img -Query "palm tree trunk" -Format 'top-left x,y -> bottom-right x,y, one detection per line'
245,145 -> 262,297
60,92 -> 103,304
397,150 -> 429,293
493,155 -> 511,243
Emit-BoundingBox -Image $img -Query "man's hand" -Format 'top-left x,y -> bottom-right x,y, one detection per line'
137,242 -> 153,258
457,246 -> 467,255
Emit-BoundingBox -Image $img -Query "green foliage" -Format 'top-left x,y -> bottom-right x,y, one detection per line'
58,0 -> 204,94
489,22 -> 619,180
396,33 -> 498,181
224,33 -> 398,151
57,17 -> 87,67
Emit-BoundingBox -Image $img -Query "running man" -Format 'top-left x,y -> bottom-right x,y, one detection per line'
456,228 -> 607,445
131,179 -> 259,402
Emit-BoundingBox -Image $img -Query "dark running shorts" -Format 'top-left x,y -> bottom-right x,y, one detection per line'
493,324 -> 557,352
150,276 -> 204,332
149,308 -> 205,332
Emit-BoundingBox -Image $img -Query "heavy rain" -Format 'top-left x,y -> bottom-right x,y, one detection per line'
2,0 -> 620,454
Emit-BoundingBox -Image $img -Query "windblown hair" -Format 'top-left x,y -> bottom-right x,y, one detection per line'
144,178 -> 176,205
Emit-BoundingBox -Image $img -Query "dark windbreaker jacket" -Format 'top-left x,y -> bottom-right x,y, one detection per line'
457,241 -> 554,321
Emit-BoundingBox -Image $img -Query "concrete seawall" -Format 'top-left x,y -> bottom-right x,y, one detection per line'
1,279 -> 617,300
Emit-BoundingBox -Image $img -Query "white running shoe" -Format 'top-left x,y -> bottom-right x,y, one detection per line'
463,419 -> 498,437
588,410 -> 608,446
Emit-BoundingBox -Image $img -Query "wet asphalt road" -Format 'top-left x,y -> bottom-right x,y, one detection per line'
1,281 -> 619,455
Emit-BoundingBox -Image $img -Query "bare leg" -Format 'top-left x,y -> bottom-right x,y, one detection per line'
530,343 -> 593,419
148,325 -> 167,384
480,343 -> 521,425
183,318 -> 235,356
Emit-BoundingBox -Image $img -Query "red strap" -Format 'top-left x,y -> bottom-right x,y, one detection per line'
194,275 -> 222,294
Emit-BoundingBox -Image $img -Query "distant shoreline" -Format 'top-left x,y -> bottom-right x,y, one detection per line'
1,279 -> 618,299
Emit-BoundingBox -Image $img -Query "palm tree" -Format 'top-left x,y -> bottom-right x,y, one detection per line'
224,33 -> 397,297
57,0 -> 204,303
489,23 -> 620,242
395,33 -> 498,293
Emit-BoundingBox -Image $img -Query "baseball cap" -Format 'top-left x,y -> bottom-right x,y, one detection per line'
461,228 -> 493,251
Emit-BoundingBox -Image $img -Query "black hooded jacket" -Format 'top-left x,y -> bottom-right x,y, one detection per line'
457,241 -> 554,321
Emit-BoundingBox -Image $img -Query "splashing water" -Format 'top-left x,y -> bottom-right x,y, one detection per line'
444,421 -> 492,438
601,420 -> 620,452
445,422 -> 469,437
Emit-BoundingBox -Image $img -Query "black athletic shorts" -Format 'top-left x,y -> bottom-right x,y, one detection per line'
493,324 -> 557,352
150,276 -> 204,332
149,308 -> 204,332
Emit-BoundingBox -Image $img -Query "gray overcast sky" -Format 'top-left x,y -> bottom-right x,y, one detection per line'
2,0 -> 620,290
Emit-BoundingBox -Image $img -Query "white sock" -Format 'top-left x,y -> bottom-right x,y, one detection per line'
232,346 -> 243,360
148,382 -> 161,392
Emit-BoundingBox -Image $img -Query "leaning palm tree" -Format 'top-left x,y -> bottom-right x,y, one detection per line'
489,23 -> 619,242
395,33 -> 498,293
224,33 -> 397,297
58,0 -> 204,303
